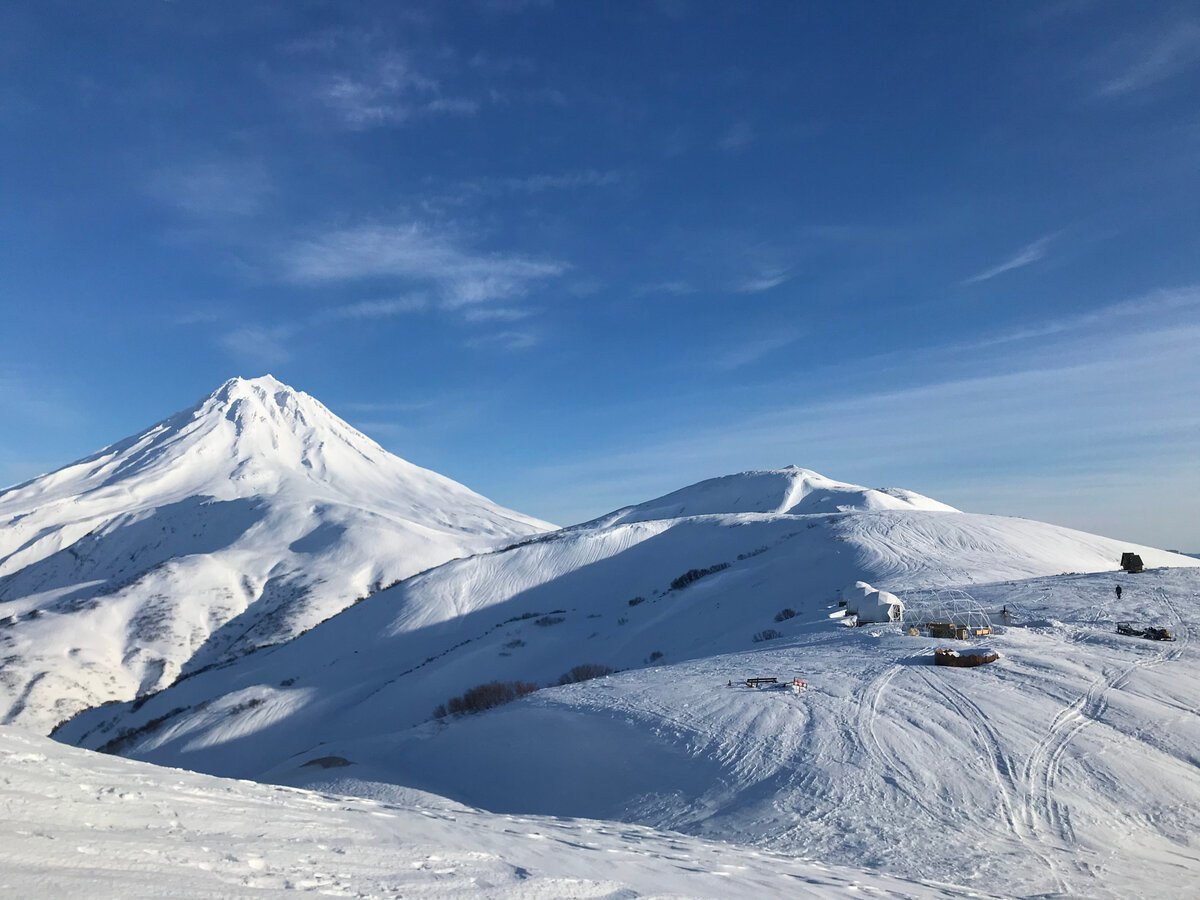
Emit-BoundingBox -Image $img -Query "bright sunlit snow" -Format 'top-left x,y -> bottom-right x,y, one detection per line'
54,445 -> 1199,898
0,376 -> 551,732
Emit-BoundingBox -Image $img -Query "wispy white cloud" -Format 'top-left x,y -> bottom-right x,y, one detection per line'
493,169 -> 620,193
419,169 -> 620,211
522,316 -> 1200,544
961,233 -> 1056,285
461,306 -> 533,322
279,223 -> 567,308
713,331 -> 801,371
219,325 -> 297,365
280,31 -> 479,130
718,121 -> 755,152
315,296 -> 429,321
1096,20 -> 1200,97
465,329 -> 539,350
313,51 -> 478,128
144,160 -> 272,218
948,284 -> 1200,351
635,280 -> 697,297
735,267 -> 791,293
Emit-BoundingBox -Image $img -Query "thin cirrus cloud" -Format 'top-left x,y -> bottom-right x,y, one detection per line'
144,161 -> 273,218
278,223 -> 567,308
218,299 -> 426,365
219,325 -> 298,366
295,45 -> 479,129
460,306 -> 532,322
314,296 -> 430,322
635,280 -> 697,297
1095,20 -> 1200,97
523,312 -> 1200,537
735,268 -> 791,293
961,233 -> 1056,285
465,329 -> 539,350
218,224 -> 564,363
713,331 -> 801,371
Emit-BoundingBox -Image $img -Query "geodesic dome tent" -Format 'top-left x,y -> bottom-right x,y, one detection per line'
842,581 -> 904,624
902,588 -> 992,633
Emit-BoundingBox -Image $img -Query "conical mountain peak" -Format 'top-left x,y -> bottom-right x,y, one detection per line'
0,377 -> 552,732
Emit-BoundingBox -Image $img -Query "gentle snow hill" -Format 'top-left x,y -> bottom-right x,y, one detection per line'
69,568 -> 1200,899
584,467 -> 958,528
0,375 -> 551,732
58,468 -> 1193,781
277,567 -> 1200,900
0,727 -> 969,899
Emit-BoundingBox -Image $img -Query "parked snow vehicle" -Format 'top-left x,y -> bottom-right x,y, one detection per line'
934,648 -> 999,668
1115,622 -> 1175,641
1144,626 -> 1175,641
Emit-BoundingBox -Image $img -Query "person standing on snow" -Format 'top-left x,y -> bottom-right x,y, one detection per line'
1116,585 -> 1123,600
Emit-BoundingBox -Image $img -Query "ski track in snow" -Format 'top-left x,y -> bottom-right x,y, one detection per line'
0,726 -> 966,899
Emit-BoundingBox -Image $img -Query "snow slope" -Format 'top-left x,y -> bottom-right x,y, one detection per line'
0,375 -> 551,732
278,567 -> 1200,899
0,727 -> 965,899
586,467 -> 958,528
56,469 -> 1191,755
53,468 -> 1198,895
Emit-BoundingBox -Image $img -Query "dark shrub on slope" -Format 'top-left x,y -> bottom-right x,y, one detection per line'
433,680 -> 539,719
557,663 -> 614,685
670,562 -> 729,591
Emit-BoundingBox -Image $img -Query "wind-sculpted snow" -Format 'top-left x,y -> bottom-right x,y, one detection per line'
0,375 -> 551,732
0,727 -> 963,899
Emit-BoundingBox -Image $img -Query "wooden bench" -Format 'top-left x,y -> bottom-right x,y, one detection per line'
745,677 -> 778,688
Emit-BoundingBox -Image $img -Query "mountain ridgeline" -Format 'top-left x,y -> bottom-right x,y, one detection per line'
0,375 -> 552,732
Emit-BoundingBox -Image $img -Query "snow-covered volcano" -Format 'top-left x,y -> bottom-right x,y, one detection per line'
0,375 -> 551,732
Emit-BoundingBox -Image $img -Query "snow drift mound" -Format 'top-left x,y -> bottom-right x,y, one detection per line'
588,467 -> 956,527
0,375 -> 551,732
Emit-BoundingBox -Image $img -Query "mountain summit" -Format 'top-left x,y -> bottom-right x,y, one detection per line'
589,467 -> 957,528
0,375 -> 551,732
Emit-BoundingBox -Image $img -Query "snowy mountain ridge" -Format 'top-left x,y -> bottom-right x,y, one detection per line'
0,375 -> 552,732
585,466 -> 957,528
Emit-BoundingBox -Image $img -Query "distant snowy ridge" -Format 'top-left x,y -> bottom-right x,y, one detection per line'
0,375 -> 551,732
585,467 -> 956,529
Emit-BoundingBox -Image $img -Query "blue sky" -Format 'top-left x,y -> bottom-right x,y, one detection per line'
1,1 -> 1198,547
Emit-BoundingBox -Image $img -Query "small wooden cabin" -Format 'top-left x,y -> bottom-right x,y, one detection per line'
928,622 -> 969,640
1120,552 -> 1145,574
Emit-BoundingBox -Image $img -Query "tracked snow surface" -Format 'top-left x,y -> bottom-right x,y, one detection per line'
0,726 -> 967,898
0,375 -> 551,732
57,467 -> 1199,897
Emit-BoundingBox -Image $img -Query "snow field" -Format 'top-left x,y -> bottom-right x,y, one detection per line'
0,726 -> 964,898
